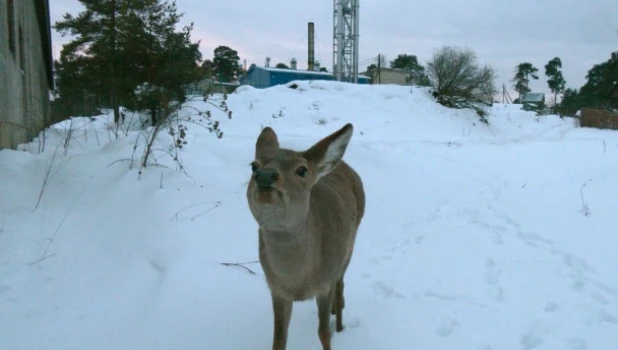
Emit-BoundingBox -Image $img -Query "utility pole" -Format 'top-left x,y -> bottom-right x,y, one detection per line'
377,54 -> 381,84
502,84 -> 513,104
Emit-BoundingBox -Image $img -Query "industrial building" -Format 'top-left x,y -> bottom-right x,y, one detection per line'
241,5 -> 365,90
0,0 -> 54,150
240,59 -> 370,89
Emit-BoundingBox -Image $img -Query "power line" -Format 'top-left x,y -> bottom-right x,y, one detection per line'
287,32 -> 308,63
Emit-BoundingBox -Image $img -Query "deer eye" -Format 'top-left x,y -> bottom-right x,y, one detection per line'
250,162 -> 259,172
295,166 -> 308,177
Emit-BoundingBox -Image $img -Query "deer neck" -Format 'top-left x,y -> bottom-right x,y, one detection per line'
260,216 -> 320,275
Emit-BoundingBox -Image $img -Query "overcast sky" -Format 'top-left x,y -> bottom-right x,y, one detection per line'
50,0 -> 617,99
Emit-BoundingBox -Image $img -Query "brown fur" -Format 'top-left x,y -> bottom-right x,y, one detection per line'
246,123 -> 365,350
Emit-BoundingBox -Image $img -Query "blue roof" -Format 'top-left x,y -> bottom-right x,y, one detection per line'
240,64 -> 370,88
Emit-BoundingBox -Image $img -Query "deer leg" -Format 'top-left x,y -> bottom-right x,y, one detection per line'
334,279 -> 345,332
332,261 -> 351,315
330,278 -> 345,313
271,294 -> 293,350
316,287 -> 336,350
330,279 -> 340,315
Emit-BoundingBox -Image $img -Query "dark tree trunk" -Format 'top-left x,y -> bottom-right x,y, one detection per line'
110,0 -> 120,123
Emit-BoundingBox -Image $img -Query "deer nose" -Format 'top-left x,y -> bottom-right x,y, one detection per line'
254,168 -> 280,189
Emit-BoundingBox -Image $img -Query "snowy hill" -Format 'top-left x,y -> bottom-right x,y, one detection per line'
1,81 -> 617,350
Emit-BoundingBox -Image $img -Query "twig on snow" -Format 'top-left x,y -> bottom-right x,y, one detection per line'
580,179 -> 592,216
28,253 -> 56,266
171,201 -> 220,221
191,201 -> 222,221
220,260 -> 259,275
105,158 -> 133,168
35,141 -> 62,209
30,175 -> 95,265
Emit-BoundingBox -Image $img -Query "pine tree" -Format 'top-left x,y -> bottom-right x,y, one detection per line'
555,52 -> 618,115
556,88 -> 580,116
126,1 -> 202,124
511,62 -> 539,98
578,53 -> 618,109
544,57 -> 566,107
390,54 -> 431,86
53,0 -> 202,123
200,59 -> 214,78
212,46 -> 242,82
54,0 -> 124,122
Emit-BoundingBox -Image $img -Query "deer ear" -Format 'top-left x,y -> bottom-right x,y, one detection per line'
255,126 -> 279,156
304,123 -> 353,180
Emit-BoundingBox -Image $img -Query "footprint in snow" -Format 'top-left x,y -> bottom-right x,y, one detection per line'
369,254 -> 393,266
371,280 -> 406,301
434,317 -> 459,337
484,258 -> 505,302
520,332 -> 543,350
564,338 -> 587,350
544,301 -> 559,312
332,315 -> 360,331
490,224 -> 507,245
520,322 -> 549,350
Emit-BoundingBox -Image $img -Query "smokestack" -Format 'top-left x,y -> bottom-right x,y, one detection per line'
308,22 -> 315,71
265,57 -> 271,68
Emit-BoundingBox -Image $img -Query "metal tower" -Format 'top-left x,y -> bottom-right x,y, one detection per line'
333,0 -> 359,83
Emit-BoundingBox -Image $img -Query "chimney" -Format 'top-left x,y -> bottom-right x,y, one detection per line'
265,57 -> 271,68
290,58 -> 297,70
308,22 -> 315,71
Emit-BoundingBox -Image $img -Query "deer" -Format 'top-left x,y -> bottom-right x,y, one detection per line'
246,123 -> 365,350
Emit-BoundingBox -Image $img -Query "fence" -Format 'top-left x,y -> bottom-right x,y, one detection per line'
580,108 -> 618,130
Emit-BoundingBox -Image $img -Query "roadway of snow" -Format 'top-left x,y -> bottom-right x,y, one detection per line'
1,81 -> 617,350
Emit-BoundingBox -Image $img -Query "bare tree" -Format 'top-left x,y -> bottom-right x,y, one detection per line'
426,46 -> 498,123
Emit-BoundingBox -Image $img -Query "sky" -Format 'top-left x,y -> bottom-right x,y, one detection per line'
49,0 -> 617,100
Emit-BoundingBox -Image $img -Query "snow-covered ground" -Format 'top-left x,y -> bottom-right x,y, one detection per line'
1,81 -> 617,350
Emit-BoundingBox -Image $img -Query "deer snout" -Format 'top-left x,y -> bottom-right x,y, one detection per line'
254,168 -> 280,189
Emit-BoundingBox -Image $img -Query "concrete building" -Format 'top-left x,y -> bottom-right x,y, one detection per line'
363,67 -> 408,85
0,0 -> 54,150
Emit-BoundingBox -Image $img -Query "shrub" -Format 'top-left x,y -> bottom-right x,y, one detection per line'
426,46 -> 498,123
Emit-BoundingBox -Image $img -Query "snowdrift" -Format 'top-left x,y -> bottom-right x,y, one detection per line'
1,81 -> 617,350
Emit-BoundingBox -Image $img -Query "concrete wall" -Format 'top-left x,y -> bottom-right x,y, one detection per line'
0,0 -> 52,150
364,68 -> 408,86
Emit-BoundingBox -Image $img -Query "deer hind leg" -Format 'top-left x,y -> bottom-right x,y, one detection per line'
333,279 -> 345,332
316,287 -> 336,350
330,278 -> 344,315
332,261 -> 350,317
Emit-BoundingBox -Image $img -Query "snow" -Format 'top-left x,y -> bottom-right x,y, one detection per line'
1,81 -> 618,350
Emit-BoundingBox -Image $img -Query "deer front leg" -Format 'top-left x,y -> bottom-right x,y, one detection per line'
316,287 -> 336,350
271,294 -> 293,350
